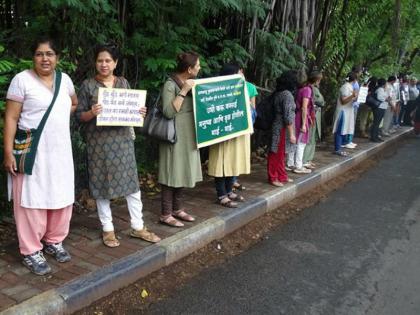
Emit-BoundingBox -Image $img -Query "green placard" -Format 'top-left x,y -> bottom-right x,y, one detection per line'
192,74 -> 253,148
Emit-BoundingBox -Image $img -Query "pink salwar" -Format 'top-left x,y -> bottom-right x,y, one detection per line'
12,174 -> 73,255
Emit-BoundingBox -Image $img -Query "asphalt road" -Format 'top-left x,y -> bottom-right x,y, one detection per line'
146,138 -> 420,315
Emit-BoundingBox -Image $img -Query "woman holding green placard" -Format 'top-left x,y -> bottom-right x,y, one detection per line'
207,63 -> 251,208
3,37 -> 77,275
158,52 -> 203,227
76,44 -> 160,247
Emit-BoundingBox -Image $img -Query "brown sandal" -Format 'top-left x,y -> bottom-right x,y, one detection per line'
270,181 -> 284,187
218,197 -> 238,208
173,210 -> 195,222
130,228 -> 161,243
102,231 -> 120,248
160,215 -> 184,227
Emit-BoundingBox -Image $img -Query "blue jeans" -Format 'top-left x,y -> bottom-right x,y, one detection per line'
214,177 -> 235,199
334,112 -> 348,152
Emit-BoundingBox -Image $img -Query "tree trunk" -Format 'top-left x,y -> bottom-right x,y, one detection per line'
336,0 -> 350,80
393,0 -> 401,64
5,0 -> 12,28
402,47 -> 419,72
313,0 -> 339,69
300,0 -> 308,48
248,11 -> 258,55
262,0 -> 277,32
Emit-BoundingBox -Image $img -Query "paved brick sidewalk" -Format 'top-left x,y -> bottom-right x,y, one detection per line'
0,131 -> 409,312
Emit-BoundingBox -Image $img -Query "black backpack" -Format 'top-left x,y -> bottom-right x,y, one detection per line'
254,92 -> 275,130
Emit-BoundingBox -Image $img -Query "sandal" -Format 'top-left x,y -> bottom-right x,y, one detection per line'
218,197 -> 238,208
160,215 -> 184,227
102,231 -> 120,248
233,183 -> 246,191
130,228 -> 161,243
173,210 -> 195,222
227,193 -> 245,202
333,151 -> 349,157
303,163 -> 316,170
270,181 -> 284,187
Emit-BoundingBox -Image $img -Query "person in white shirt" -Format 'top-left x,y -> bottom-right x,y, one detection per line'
371,78 -> 389,142
408,77 -> 419,101
381,76 -> 397,136
332,73 -> 357,156
399,76 -> 410,125
3,37 -> 77,275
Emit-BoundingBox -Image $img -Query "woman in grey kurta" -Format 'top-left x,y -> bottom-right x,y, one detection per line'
76,44 -> 160,247
267,70 -> 297,186
158,52 -> 202,227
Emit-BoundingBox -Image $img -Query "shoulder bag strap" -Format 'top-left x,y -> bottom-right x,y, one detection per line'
36,70 -> 63,132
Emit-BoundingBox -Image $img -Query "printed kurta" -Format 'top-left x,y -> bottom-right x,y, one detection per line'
270,90 -> 296,153
7,70 -> 75,209
76,77 -> 139,199
158,78 -> 202,188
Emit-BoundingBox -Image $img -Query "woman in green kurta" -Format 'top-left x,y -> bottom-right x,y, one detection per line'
77,44 -> 160,247
302,70 -> 324,169
158,52 -> 203,227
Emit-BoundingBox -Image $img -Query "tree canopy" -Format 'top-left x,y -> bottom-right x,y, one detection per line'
0,0 -> 419,213
0,0 -> 418,94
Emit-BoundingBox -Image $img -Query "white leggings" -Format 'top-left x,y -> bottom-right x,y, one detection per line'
96,190 -> 144,232
287,134 -> 307,169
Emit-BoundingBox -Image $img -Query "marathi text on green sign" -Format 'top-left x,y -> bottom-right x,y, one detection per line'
193,75 -> 253,148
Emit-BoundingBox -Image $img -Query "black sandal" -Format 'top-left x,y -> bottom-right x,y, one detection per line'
218,197 -> 238,208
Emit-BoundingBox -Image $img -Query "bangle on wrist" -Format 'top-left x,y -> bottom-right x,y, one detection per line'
178,93 -> 186,98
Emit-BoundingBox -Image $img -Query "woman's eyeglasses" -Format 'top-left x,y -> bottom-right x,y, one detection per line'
34,51 -> 56,58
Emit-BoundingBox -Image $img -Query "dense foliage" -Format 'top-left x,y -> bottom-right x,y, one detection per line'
0,0 -> 419,214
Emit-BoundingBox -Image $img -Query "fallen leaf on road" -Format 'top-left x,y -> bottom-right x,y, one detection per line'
141,289 -> 149,298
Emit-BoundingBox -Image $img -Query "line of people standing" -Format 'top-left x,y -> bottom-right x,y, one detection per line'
2,38 -> 256,275
3,37 -> 418,277
267,69 -> 325,185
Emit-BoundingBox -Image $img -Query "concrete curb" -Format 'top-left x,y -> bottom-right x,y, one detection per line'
0,291 -> 65,315
57,245 -> 167,314
2,129 -> 412,315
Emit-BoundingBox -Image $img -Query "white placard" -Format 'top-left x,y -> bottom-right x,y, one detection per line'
393,82 -> 400,101
97,87 -> 146,127
357,86 -> 369,103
